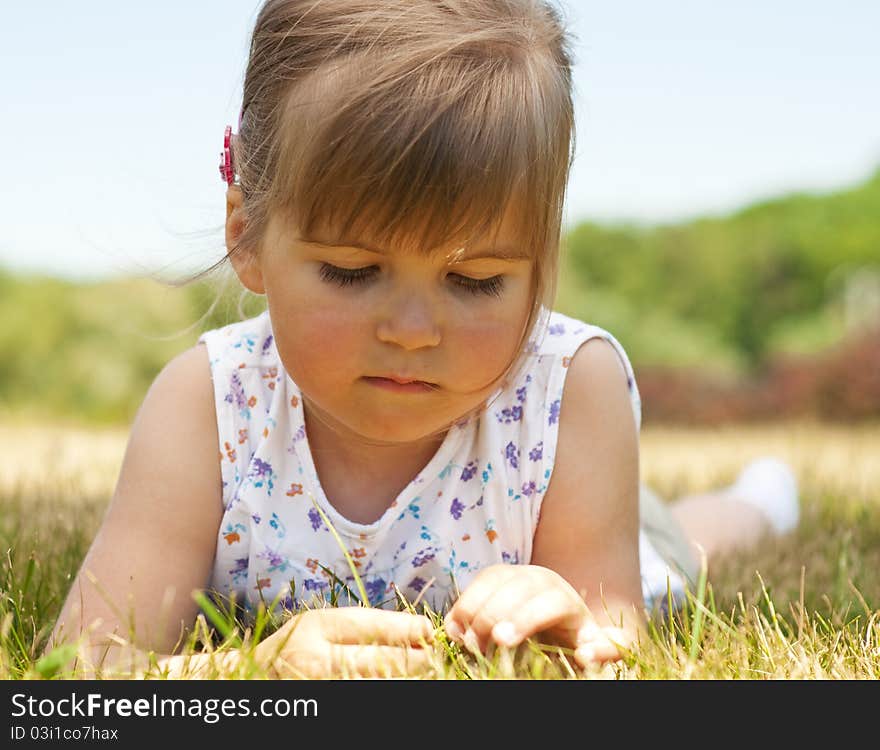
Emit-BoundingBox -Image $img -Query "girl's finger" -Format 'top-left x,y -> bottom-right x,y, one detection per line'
574,626 -> 632,666
333,644 -> 436,679
443,565 -> 523,637
324,608 -> 435,647
484,586 -> 586,649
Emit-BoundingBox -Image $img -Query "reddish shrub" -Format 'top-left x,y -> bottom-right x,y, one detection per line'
638,327 -> 880,425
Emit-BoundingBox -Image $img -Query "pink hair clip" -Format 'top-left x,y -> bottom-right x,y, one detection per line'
219,125 -> 237,186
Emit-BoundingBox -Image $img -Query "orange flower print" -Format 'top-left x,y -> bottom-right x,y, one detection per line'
255,577 -> 271,591
238,362 -> 246,369
263,367 -> 278,390
238,428 -> 248,444
350,548 -> 367,559
223,523 -> 245,545
462,533 -> 471,542
290,395 -> 299,409
263,427 -> 269,438
562,356 -> 572,368
286,483 -> 304,497
306,558 -> 319,573
248,395 -> 257,408
224,441 -> 236,463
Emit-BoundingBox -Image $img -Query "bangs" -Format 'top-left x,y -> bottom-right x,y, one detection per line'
269,48 -> 567,258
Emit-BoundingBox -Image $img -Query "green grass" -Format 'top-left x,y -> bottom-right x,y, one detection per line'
3,425 -> 879,680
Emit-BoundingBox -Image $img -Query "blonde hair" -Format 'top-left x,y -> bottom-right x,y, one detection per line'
196,0 -> 576,430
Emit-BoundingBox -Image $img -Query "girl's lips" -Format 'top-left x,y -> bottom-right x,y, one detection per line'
363,377 -> 435,393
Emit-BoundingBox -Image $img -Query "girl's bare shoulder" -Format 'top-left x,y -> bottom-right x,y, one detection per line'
116,343 -> 222,513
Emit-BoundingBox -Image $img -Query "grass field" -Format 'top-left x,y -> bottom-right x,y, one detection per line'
2,420 -> 879,679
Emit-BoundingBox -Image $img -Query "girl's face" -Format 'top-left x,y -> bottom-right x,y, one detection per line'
246,207 -> 534,445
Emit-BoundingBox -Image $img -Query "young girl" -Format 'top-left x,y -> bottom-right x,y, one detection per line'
49,0 -> 799,679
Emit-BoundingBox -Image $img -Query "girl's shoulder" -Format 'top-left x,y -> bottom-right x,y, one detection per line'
514,308 -> 641,432
197,309 -> 277,371
534,309 -> 629,359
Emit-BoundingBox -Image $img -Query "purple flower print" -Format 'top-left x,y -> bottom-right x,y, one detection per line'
308,507 -> 323,531
460,461 -> 478,482
408,577 -> 427,593
516,385 -> 527,404
548,399 -> 561,425
225,372 -> 248,412
257,547 -> 288,571
262,335 -> 273,354
366,578 -> 386,605
502,550 -> 521,564
521,481 -> 537,497
254,457 -> 272,475
529,441 -> 543,462
229,558 -> 248,582
504,442 -> 519,469
252,513 -> 261,524
495,405 -> 523,424
287,425 -> 307,454
248,457 -> 276,495
412,550 -> 436,568
450,497 -> 465,520
548,323 -> 566,336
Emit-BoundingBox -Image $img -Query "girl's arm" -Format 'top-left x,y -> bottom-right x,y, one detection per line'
47,344 -> 225,673
444,338 -> 645,664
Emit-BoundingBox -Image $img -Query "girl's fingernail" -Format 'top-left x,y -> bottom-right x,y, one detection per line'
445,621 -> 463,640
576,644 -> 596,665
577,622 -> 600,643
492,621 -> 518,647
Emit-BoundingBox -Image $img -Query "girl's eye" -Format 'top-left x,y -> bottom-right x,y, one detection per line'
451,274 -> 505,298
318,263 -> 378,287
317,264 -> 505,298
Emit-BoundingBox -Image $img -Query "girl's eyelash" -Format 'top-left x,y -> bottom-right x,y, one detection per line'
453,274 -> 505,298
317,263 -> 505,298
318,264 -> 377,287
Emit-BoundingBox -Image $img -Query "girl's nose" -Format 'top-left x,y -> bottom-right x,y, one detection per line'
376,289 -> 442,350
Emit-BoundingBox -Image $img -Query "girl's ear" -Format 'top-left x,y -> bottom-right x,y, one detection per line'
225,187 -> 266,295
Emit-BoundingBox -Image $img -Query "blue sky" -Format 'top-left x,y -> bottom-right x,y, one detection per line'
2,1 -> 878,280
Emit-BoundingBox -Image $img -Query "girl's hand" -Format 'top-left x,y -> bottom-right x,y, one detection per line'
255,607 -> 436,679
443,564 -> 636,667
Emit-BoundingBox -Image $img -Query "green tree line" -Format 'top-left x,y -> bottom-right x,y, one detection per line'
2,165 -> 878,425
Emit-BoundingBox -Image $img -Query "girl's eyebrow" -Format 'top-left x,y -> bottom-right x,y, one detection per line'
303,238 -> 529,261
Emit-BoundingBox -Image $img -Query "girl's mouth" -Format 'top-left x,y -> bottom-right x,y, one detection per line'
363,377 -> 435,393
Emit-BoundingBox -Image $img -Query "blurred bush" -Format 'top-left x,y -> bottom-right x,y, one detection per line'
637,325 -> 880,425
0,266 -> 265,425
557,165 -> 880,371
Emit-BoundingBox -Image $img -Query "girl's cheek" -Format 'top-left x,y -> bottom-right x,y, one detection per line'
290,306 -> 364,359
456,315 -> 525,368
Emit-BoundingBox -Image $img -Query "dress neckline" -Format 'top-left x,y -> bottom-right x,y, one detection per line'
285,375 -> 471,540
